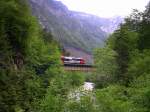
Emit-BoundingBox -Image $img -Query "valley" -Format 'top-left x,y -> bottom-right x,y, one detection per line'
29,0 -> 123,56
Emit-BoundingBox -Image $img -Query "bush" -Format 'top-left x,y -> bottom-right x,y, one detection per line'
128,73 -> 150,111
96,85 -> 135,112
93,47 -> 118,88
127,50 -> 150,81
65,95 -> 98,112
67,72 -> 85,87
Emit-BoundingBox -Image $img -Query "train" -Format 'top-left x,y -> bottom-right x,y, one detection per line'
61,56 -> 85,64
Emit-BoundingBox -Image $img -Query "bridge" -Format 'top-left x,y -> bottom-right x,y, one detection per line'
34,63 -> 95,75
64,64 -> 95,72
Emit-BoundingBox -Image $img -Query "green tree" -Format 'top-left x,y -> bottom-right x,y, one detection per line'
138,2 -> 150,50
109,25 -> 139,85
94,47 -> 118,88
0,0 -> 62,111
96,85 -> 136,112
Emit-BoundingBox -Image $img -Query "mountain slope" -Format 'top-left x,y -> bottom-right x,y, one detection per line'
29,0 -> 122,53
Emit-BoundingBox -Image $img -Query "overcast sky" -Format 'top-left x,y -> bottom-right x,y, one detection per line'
56,0 -> 149,18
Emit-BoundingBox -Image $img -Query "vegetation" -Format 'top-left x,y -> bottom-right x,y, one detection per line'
93,47 -> 118,88
92,1 -> 150,112
0,0 -> 84,112
1,0 -> 150,112
29,0 -> 108,53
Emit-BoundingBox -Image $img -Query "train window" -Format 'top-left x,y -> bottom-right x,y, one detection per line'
73,59 -> 80,61
64,59 -> 70,61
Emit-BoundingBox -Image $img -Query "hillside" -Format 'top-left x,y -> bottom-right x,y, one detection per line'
29,0 -> 123,53
1,0 -> 150,112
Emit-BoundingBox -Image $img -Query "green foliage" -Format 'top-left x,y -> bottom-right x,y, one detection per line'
84,72 -> 95,82
0,0 -> 33,56
124,9 -> 143,32
1,0 -> 150,112
129,73 -> 150,111
138,2 -> 150,50
65,95 -> 98,112
93,2 -> 150,112
127,50 -> 150,80
0,0 -> 64,111
30,0 -> 107,53
66,72 -> 85,87
96,85 -> 137,112
110,26 -> 139,84
40,87 -> 64,112
38,1 -> 150,112
94,47 -> 117,76
0,68 -> 45,112
94,47 -> 118,88
39,72 -> 85,112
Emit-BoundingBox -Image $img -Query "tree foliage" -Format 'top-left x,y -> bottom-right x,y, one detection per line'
93,2 -> 150,112
0,1 -> 85,110
94,47 -> 118,88
1,0 -> 150,112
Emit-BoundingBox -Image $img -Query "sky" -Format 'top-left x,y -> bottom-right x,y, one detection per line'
56,0 -> 150,18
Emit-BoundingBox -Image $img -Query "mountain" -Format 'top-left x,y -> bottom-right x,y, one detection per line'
29,0 -> 123,53
100,16 -> 124,33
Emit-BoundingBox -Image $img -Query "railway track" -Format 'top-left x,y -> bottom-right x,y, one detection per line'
64,64 -> 95,72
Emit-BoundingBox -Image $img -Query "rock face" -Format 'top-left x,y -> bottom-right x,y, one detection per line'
28,0 -> 123,63
100,16 -> 124,33
29,0 -> 123,52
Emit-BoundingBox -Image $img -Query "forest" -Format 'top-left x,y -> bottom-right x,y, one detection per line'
0,0 -> 150,112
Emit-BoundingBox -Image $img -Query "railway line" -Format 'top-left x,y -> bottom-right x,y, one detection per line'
63,64 -> 95,72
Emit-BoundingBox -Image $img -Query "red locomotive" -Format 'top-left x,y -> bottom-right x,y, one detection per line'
61,56 -> 85,64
